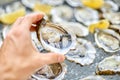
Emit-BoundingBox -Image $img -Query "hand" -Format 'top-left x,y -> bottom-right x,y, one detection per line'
0,13 -> 65,80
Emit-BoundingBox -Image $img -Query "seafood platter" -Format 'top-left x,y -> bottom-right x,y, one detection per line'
0,0 -> 120,80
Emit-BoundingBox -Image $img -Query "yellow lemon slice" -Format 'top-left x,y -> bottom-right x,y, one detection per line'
0,8 -> 25,24
89,19 -> 110,33
33,3 -> 52,15
81,0 -> 104,9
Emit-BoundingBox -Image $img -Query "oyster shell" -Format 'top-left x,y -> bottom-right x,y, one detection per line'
109,25 -> 120,33
103,12 -> 120,24
51,5 -> 73,23
43,0 -> 64,6
101,0 -> 119,13
80,75 -> 105,80
37,19 -> 76,54
65,0 -> 82,7
0,32 -> 3,47
32,63 -> 67,80
61,22 -> 89,37
0,7 -> 5,15
2,26 -> 11,39
95,29 -> 120,53
96,55 -> 120,75
66,38 -> 96,66
74,7 -> 99,26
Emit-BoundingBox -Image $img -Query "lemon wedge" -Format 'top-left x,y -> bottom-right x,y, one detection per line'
0,8 -> 25,24
81,0 -> 104,9
89,19 -> 110,33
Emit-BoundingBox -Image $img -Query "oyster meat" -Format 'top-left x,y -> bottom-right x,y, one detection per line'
65,0 -> 82,7
32,63 -> 67,80
51,5 -> 73,23
66,38 -> 96,66
43,0 -> 64,6
96,55 -> 120,75
61,22 -> 89,37
80,75 -> 105,80
37,19 -> 76,54
95,29 -> 120,53
74,7 -> 99,26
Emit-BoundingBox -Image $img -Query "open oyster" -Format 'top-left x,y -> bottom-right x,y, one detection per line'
103,12 -> 120,24
101,0 -> 119,13
51,5 -> 73,23
80,75 -> 105,80
95,29 -> 120,53
43,0 -> 64,6
32,63 -> 67,80
65,0 -> 82,7
37,19 -> 76,54
96,55 -> 120,75
74,7 -> 99,26
66,38 -> 96,66
61,22 -> 89,37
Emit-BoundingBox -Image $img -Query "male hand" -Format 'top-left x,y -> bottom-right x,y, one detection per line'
0,13 -> 65,80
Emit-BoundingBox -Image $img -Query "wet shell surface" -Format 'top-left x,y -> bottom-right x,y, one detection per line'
32,63 -> 67,80
61,22 -> 89,37
80,75 -> 105,80
101,0 -> 119,13
51,5 -> 73,23
37,19 -> 76,54
65,0 -> 82,7
95,29 -> 120,53
66,38 -> 96,66
103,12 -> 120,24
74,7 -> 99,26
43,0 -> 64,6
96,55 -> 120,75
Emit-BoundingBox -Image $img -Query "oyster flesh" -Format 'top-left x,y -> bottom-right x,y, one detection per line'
37,19 -> 76,54
95,29 -> 120,53
66,38 -> 96,66
74,7 -> 99,26
32,63 -> 67,80
65,0 -> 82,7
96,55 -> 120,75
80,75 -> 105,80
51,5 -> 73,23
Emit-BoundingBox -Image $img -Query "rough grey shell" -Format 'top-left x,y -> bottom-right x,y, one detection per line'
66,38 -> 96,66
74,7 -> 99,26
32,63 -> 67,80
43,0 -> 64,6
51,5 -> 73,23
37,19 -> 76,54
80,75 -> 105,80
95,29 -> 120,53
96,55 -> 120,75
65,0 -> 82,7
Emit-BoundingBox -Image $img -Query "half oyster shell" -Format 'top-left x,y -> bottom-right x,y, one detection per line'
32,63 -> 67,80
80,75 -> 105,80
66,38 -> 96,66
65,0 -> 82,7
37,19 -> 76,54
43,0 -> 64,6
51,5 -> 73,23
96,55 -> 120,75
74,7 -> 99,26
95,29 -> 120,53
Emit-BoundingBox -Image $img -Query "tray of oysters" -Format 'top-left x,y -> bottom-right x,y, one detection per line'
0,0 -> 120,80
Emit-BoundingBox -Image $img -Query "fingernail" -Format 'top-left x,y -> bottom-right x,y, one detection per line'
58,55 -> 65,62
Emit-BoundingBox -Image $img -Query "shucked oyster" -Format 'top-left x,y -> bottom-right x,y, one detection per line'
37,19 -> 76,54
66,38 -> 96,66
43,0 -> 64,6
80,75 -> 105,80
32,63 -> 67,80
65,0 -> 82,7
74,7 -> 99,26
95,29 -> 120,53
96,55 -> 120,75
51,5 -> 73,23
61,22 -> 89,37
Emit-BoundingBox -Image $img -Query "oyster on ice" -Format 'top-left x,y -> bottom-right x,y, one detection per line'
95,29 -> 120,53
80,75 -> 105,80
74,7 -> 99,26
96,55 -> 120,75
65,0 -> 82,7
66,38 -> 96,66
51,5 -> 73,23
43,0 -> 64,6
32,63 -> 67,80
37,19 -> 76,54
